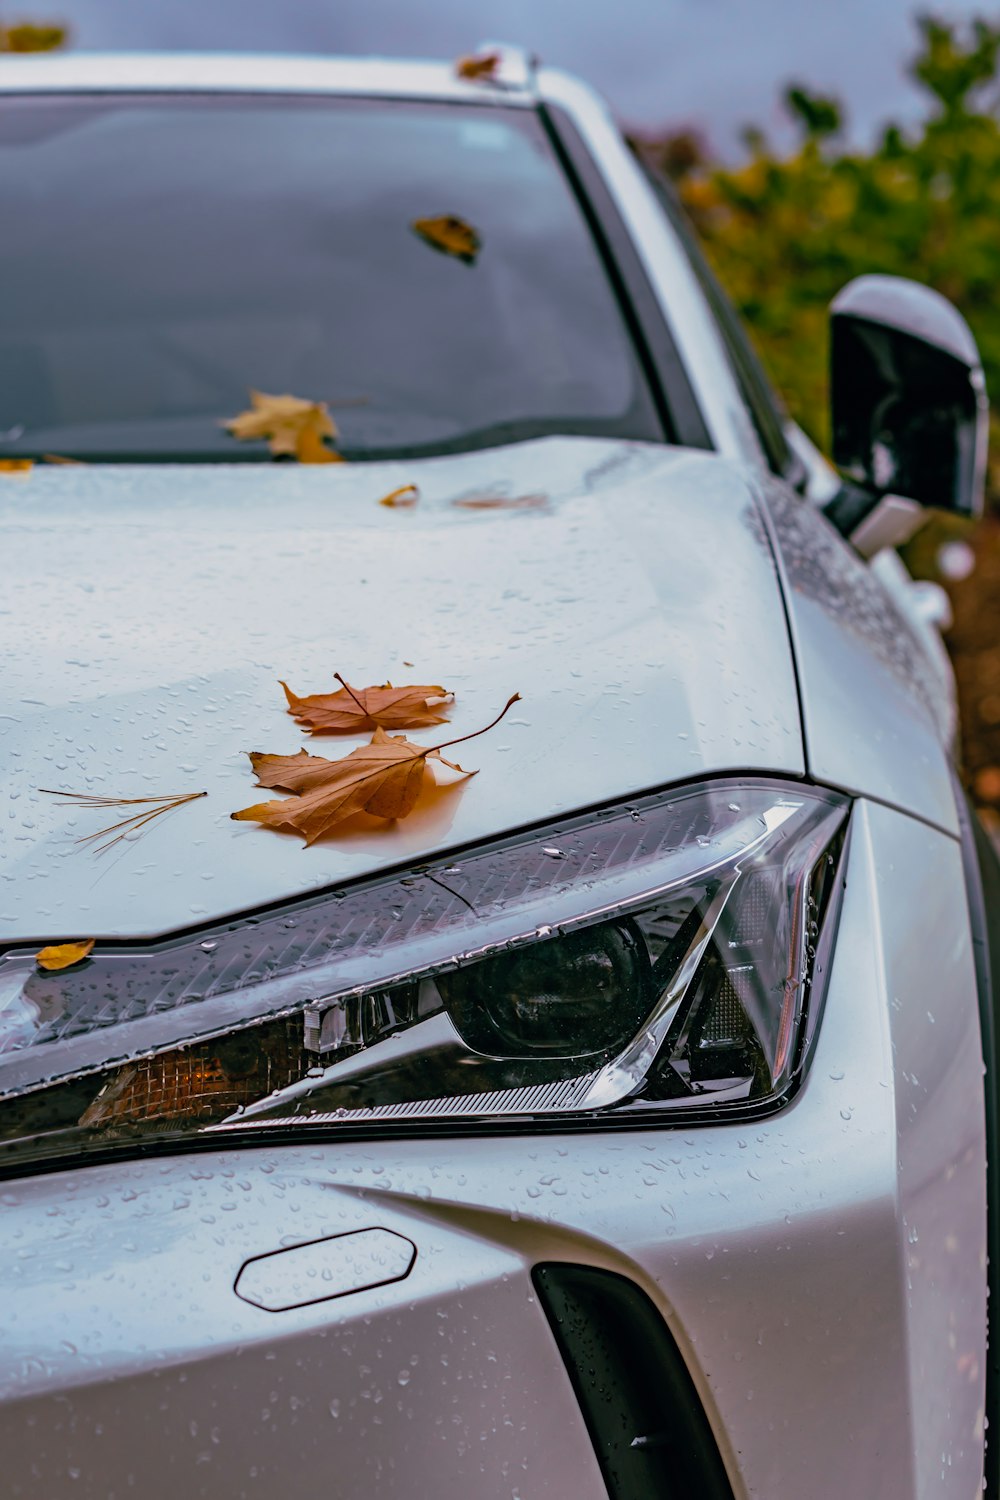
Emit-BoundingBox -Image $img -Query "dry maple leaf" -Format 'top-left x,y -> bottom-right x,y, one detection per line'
0,459 -> 33,474
36,939 -> 95,971
224,390 -> 343,464
378,484 -> 419,508
412,215 -> 481,264
233,694 -> 521,844
282,673 -> 453,734
455,50 -> 500,79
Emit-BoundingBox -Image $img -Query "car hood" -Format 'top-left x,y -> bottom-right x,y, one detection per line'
0,437 -> 803,941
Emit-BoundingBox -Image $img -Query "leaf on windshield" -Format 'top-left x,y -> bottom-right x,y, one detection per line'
282,674 -> 453,734
0,459 -> 33,475
36,939 -> 95,972
412,215 -> 481,264
378,484 -> 420,507
233,694 -> 520,844
224,390 -> 344,464
455,51 -> 500,80
451,490 -> 548,510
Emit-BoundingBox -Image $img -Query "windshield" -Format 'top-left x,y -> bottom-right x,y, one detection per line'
0,93 -> 663,462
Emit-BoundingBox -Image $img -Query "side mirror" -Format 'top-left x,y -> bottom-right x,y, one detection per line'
826,274 -> 988,556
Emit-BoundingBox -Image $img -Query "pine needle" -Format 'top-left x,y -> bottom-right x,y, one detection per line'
38,788 -> 207,854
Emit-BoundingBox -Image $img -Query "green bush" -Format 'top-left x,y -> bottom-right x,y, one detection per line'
635,14 -> 1000,497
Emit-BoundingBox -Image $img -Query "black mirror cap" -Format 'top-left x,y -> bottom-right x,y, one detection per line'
831,274 -> 988,521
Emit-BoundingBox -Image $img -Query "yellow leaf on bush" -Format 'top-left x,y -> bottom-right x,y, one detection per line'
412,215 -> 481,264
225,390 -> 342,464
36,939 -> 95,971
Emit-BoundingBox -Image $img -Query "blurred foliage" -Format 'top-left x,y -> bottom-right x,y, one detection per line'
633,12 -> 1000,497
0,18 -> 67,51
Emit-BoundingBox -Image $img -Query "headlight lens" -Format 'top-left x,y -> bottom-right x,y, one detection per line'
0,779 -> 847,1168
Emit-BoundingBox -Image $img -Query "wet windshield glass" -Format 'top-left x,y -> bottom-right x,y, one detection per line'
0,94 -> 662,461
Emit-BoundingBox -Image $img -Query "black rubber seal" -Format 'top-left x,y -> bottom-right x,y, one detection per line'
953,778 -> 999,1496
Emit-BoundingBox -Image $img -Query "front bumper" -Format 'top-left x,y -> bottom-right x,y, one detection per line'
0,800 -> 986,1498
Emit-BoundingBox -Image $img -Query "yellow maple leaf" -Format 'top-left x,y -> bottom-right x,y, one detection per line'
225,390 -> 343,464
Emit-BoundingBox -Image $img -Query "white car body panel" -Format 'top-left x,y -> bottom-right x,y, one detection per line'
0,51 -> 532,105
0,438 -> 804,941
0,54 -> 988,1500
0,803 -> 985,1500
761,482 -> 960,835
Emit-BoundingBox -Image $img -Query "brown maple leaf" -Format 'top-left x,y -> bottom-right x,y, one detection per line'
282,673 -> 453,734
455,50 -> 500,79
224,390 -> 344,464
232,694 -> 520,844
412,215 -> 481,264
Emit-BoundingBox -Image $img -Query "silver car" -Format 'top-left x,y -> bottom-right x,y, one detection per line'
0,46 -> 994,1499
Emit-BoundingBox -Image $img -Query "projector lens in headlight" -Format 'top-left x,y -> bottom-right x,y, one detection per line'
0,779 -> 848,1169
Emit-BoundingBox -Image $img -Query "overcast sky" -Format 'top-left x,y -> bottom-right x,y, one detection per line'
33,0 -> 977,150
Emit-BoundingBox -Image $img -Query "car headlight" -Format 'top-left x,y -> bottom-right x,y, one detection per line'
0,779 -> 847,1169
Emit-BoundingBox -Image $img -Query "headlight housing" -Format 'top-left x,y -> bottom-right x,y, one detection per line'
0,779 -> 847,1170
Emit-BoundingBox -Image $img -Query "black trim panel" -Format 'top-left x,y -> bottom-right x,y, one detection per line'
954,781 -> 999,1496
539,104 -> 712,453
534,1263 -> 734,1500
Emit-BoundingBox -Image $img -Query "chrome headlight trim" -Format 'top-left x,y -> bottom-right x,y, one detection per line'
0,777 -> 849,1168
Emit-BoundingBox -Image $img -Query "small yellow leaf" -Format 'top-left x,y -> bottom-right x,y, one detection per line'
36,939 -> 95,971
0,459 -> 33,475
412,216 -> 481,264
41,453 -> 86,466
378,484 -> 419,508
455,51 -> 500,80
1,23 -> 67,52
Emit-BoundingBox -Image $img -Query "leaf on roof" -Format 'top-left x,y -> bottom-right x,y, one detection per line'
1,23 -> 67,52
455,51 -> 501,80
233,694 -> 520,844
36,939 -> 95,972
378,484 -> 420,507
282,674 -> 453,734
224,390 -> 344,464
412,215 -> 481,264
